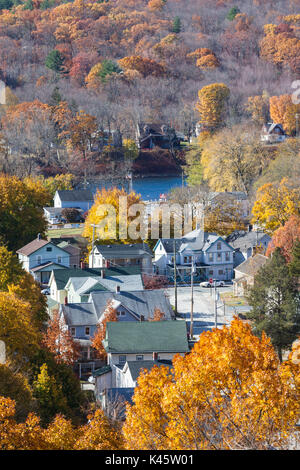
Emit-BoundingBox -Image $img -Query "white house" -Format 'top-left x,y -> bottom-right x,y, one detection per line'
154,229 -> 234,281
16,235 -> 71,284
53,189 -> 94,212
226,228 -> 271,268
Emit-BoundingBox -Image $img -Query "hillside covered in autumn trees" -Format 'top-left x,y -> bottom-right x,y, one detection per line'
0,0 -> 300,179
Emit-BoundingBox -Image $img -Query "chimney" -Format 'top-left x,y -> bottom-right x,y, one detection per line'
140,315 -> 145,322
101,269 -> 105,278
37,233 -> 41,240
64,296 -> 68,305
153,352 -> 158,361
115,285 -> 120,293
105,259 -> 110,268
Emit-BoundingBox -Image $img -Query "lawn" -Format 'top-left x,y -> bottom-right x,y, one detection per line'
47,226 -> 85,238
220,292 -> 249,307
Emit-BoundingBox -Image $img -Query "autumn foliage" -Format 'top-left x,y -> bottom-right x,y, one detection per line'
123,318 -> 300,450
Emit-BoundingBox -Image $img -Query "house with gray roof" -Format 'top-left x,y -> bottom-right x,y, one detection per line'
89,243 -> 153,274
65,273 -> 144,303
49,265 -> 142,304
59,289 -> 175,367
226,228 -> 271,268
261,122 -> 286,144
154,228 -> 234,282
54,189 -> 94,212
233,253 -> 269,296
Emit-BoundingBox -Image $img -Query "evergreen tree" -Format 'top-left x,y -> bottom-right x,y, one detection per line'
45,50 -> 65,74
246,248 -> 300,361
97,59 -> 122,83
23,0 -> 33,10
290,239 -> 300,279
227,6 -> 240,21
172,16 -> 182,34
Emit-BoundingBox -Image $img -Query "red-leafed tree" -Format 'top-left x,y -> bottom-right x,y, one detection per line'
91,300 -> 118,359
42,310 -> 80,365
266,215 -> 300,262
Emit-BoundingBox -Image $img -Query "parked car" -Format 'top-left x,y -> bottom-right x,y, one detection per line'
41,288 -> 50,295
200,280 -> 225,288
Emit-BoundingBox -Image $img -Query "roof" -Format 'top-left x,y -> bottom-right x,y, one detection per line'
30,261 -> 67,272
226,230 -> 271,251
90,289 -> 174,321
94,243 -> 152,258
157,230 -> 232,254
55,190 -> 94,202
51,266 -> 143,290
125,360 -> 172,382
234,254 -> 269,277
103,321 -> 189,354
93,365 -> 112,377
17,238 -> 50,256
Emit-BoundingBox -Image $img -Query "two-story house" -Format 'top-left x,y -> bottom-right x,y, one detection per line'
226,228 -> 271,268
59,288 -> 175,375
154,228 -> 234,281
93,321 -> 189,409
53,189 -> 94,212
89,243 -> 153,274
16,235 -> 71,284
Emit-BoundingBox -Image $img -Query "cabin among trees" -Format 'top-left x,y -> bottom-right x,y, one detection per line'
261,123 -> 286,144
136,123 -> 184,150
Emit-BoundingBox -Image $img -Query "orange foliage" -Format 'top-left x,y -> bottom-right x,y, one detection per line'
266,215 -> 300,262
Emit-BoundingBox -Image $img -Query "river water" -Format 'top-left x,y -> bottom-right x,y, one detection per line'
86,176 -> 186,201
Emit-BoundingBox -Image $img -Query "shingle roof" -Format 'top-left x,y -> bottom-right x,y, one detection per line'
226,230 -> 271,250
52,266 -> 143,290
94,243 -> 152,258
125,360 -> 172,382
234,254 -> 269,277
16,238 -> 50,256
90,289 -> 174,321
103,321 -> 189,354
55,190 -> 94,202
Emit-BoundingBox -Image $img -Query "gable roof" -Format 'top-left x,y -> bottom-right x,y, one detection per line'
226,230 -> 271,251
51,266 -> 143,290
103,321 -> 189,354
156,230 -> 233,254
90,289 -> 174,321
234,254 -> 269,277
55,190 -> 94,202
94,243 -> 152,258
124,360 -> 172,382
16,238 -> 50,256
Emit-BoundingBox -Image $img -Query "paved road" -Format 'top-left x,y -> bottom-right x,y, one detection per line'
162,285 -> 251,339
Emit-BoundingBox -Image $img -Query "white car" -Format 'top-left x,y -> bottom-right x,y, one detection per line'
41,288 -> 50,295
200,280 -> 225,288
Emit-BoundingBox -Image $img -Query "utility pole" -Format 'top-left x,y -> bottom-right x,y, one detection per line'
190,257 -> 195,339
296,113 -> 299,138
91,224 -> 96,268
174,240 -> 177,316
214,280 -> 217,328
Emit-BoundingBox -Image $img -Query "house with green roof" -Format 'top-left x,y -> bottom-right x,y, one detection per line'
93,321 -> 188,404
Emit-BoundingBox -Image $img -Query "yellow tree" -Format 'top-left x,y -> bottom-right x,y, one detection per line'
74,409 -> 123,450
195,83 -> 230,131
252,178 -> 300,234
123,318 -> 300,450
269,95 -> 300,135
83,187 -> 144,247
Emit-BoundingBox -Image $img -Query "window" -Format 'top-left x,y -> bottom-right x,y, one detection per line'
218,269 -> 224,275
208,253 -> 213,262
57,256 -> 62,264
217,242 -> 222,250
136,355 -> 144,361
85,327 -> 90,336
225,252 -> 230,261
70,327 -> 76,336
117,310 -> 126,317
119,355 -> 126,365
46,247 -> 52,252
217,253 -> 222,261
209,270 -> 214,276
